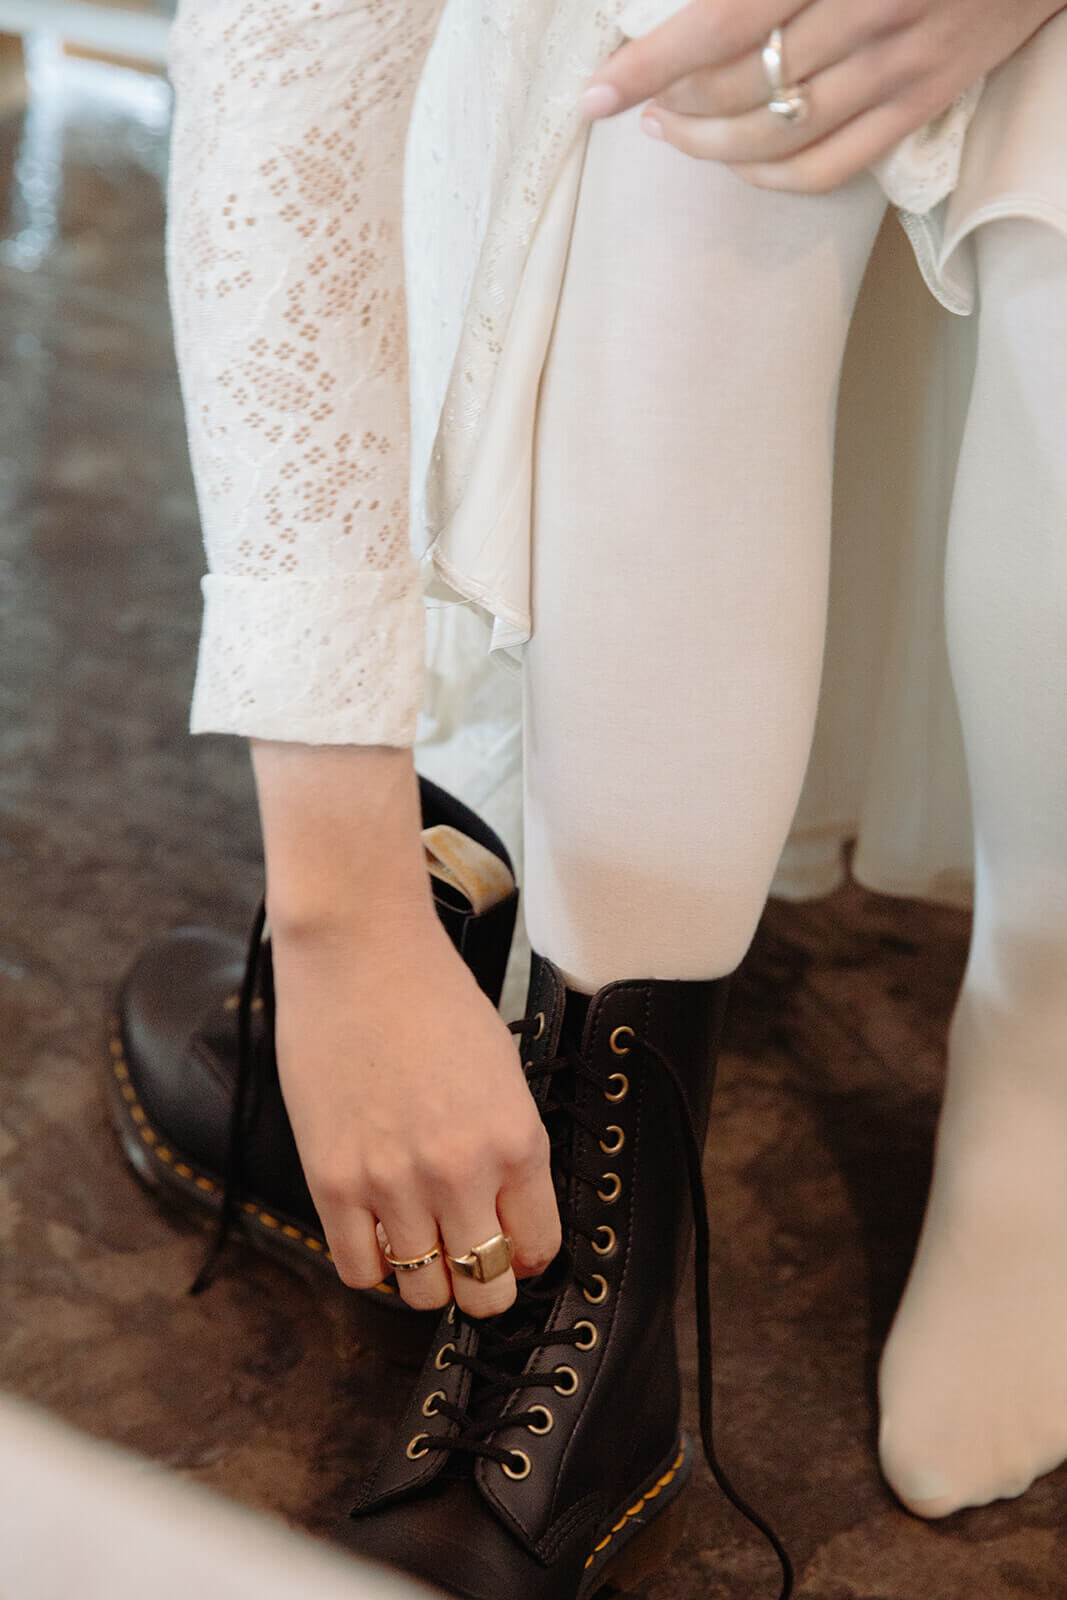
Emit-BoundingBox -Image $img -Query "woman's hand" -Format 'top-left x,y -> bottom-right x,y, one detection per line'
580,0 -> 1064,192
252,742 -> 560,1317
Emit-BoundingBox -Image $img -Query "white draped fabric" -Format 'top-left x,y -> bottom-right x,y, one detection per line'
408,9 -> 1067,915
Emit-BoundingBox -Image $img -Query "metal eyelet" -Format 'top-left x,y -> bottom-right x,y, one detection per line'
592,1226 -> 616,1257
583,1274 -> 609,1305
599,1125 -> 625,1156
422,1390 -> 446,1418
532,1011 -> 546,1040
597,1172 -> 622,1204
502,1449 -> 532,1480
553,1364 -> 580,1396
526,1405 -> 554,1435
605,1072 -> 629,1103
609,1026 -> 633,1056
434,1342 -> 456,1370
406,1435 -> 430,1460
573,1320 -> 598,1351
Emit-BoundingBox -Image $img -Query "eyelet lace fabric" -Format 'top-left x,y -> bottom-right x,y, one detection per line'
166,0 -> 987,745
166,0 -> 449,743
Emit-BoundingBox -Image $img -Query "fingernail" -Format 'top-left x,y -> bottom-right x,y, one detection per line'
641,114 -> 664,140
580,82 -> 621,120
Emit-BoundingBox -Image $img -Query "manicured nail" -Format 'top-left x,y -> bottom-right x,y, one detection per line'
579,82 -> 621,120
641,114 -> 664,140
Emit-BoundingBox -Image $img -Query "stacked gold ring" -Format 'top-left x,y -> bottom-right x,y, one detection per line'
383,1243 -> 442,1273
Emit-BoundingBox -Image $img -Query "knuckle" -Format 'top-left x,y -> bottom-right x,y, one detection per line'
400,1279 -> 451,1311
362,1150 -> 416,1206
333,1254 -> 386,1291
515,1242 -> 558,1278
306,1161 -> 355,1213
422,1140 -> 480,1196
458,1281 -> 516,1319
499,1121 -> 550,1177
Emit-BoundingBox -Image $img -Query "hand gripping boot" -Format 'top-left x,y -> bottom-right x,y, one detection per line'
107,776 -> 518,1299
335,953 -> 793,1597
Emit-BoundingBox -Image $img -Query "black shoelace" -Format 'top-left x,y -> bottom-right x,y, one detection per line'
402,1015 -> 794,1600
192,926 -> 794,1600
190,899 -> 269,1296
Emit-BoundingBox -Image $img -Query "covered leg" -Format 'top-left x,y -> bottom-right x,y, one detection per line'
522,105 -> 887,991
880,219 -> 1067,1516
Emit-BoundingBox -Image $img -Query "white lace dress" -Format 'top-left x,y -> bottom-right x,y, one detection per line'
166,1 -> 1067,903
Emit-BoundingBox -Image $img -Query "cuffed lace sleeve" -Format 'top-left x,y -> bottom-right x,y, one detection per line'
164,0 -> 445,744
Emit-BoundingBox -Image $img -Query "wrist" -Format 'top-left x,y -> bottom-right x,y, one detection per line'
251,740 -> 435,937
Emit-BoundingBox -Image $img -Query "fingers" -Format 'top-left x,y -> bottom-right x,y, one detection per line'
375,1216 -> 452,1311
581,0 -> 799,119
317,1203 -> 389,1293
498,1163 -> 562,1282
644,39 -> 947,178
731,93 -> 940,193
440,1210 -> 520,1319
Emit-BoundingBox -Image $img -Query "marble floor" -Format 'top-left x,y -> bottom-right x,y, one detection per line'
2,44 -> 1065,1600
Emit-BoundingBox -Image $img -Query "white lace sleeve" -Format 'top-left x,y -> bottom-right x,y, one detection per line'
165,0 -> 445,745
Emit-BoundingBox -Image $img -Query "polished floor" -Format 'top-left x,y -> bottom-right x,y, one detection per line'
2,45 -> 1065,1600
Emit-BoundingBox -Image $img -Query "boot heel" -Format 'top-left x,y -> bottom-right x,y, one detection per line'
595,1492 -> 689,1595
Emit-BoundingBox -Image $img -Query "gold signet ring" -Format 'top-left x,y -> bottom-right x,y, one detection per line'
446,1232 -> 516,1283
382,1242 -> 442,1272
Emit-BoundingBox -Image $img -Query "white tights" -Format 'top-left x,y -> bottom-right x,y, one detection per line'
525,106 -> 1067,1517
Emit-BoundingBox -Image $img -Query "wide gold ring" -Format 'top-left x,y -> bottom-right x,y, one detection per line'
383,1241 -> 442,1273
446,1232 -> 515,1284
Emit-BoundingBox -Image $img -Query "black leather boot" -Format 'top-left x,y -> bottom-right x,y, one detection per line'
335,953 -> 792,1598
107,776 -> 519,1300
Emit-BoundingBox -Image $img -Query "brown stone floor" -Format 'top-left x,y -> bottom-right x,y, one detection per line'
2,50 -> 1066,1600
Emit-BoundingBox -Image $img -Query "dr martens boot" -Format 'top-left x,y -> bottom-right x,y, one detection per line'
107,776 -> 518,1294
336,953 -> 792,1598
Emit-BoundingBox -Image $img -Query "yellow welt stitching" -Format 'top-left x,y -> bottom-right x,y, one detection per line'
121,1084 -> 136,1103
109,1038 -> 124,1058
140,1127 -> 157,1146
156,1147 -> 173,1163
130,1106 -> 146,1126
282,1225 -> 301,1240
305,1238 -> 324,1252
584,1453 -> 684,1570
195,1177 -> 214,1192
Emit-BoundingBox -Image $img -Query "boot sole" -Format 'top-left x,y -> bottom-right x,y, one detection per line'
578,1434 -> 694,1598
106,1021 -> 411,1311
